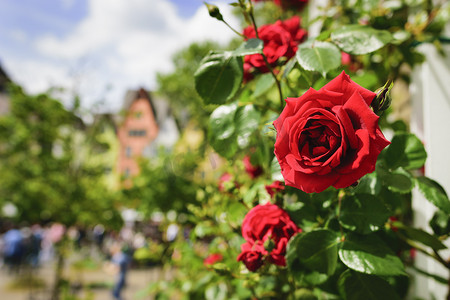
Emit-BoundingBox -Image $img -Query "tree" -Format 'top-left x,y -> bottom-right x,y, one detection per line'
0,85 -> 123,299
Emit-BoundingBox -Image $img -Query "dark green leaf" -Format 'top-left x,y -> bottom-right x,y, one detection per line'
416,176 -> 450,214
339,194 -> 391,234
296,41 -> 341,77
339,233 -> 406,276
287,230 -> 339,275
384,133 -> 427,170
195,52 -> 243,105
338,270 -> 401,300
378,167 -> 414,194
430,210 -> 450,236
232,38 -> 263,56
352,172 -> 381,195
331,25 -> 393,55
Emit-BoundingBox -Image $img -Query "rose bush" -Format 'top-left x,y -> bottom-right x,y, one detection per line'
237,203 -> 301,271
274,71 -> 390,193
147,0 -> 450,298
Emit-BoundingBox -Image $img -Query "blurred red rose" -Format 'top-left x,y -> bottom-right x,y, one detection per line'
274,71 -> 390,193
243,16 -> 307,79
218,172 -> 232,192
252,0 -> 309,10
237,203 -> 301,271
243,156 -> 263,179
265,180 -> 285,198
274,0 -> 308,10
204,253 -> 223,266
341,52 -> 362,72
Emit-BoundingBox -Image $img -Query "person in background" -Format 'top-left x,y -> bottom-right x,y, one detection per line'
111,242 -> 133,300
3,223 -> 24,274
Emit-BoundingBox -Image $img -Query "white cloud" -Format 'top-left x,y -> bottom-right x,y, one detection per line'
25,0 -> 239,111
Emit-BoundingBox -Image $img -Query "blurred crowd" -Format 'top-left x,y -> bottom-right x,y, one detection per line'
0,219 -> 172,275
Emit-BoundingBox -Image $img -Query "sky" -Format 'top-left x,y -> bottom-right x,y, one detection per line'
0,0 -> 239,112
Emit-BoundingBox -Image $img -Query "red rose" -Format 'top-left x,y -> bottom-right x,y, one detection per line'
265,180 -> 285,198
243,16 -> 307,77
274,71 -> 390,193
243,155 -> 263,179
237,241 -> 267,271
204,253 -> 223,266
237,203 -> 301,271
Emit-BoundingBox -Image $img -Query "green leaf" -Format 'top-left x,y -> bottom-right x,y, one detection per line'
252,73 -> 275,98
232,39 -> 263,56
339,194 -> 391,234
331,25 -> 393,55
194,51 -> 243,105
208,103 -> 261,158
430,209 -> 450,236
271,156 -> 283,181
352,172 -> 381,195
287,230 -> 340,275
416,176 -> 450,214
393,222 -> 447,251
339,233 -> 406,276
296,41 -> 341,77
378,167 -> 414,194
384,133 -> 427,170
338,270 -> 401,300
294,289 -> 319,300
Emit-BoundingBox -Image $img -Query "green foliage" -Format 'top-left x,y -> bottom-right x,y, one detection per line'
0,86 -> 122,229
208,103 -> 261,158
338,270 -> 401,300
296,41 -> 341,77
339,233 -> 407,276
331,25 -> 393,55
195,51 -> 243,105
339,194 -> 391,234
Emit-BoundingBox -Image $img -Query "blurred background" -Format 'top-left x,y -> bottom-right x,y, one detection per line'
0,0 -> 449,299
0,0 -> 239,299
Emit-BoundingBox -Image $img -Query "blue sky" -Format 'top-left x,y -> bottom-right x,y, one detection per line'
0,0 -> 238,111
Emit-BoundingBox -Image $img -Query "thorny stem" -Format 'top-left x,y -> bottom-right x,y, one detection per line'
398,232 -> 450,270
221,20 -> 246,38
337,189 -> 345,238
247,2 -> 284,110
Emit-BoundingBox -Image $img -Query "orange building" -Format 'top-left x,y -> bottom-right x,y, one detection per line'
117,88 -> 179,178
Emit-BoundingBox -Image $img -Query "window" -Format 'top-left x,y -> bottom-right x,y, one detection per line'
125,146 -> 132,158
124,168 -> 130,178
135,111 -> 142,119
128,129 -> 146,137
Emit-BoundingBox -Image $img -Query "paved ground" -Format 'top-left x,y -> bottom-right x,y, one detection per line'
0,261 -> 168,300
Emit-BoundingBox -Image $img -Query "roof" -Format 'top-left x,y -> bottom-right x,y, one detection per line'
121,88 -> 174,127
120,88 -> 179,154
0,63 -> 11,92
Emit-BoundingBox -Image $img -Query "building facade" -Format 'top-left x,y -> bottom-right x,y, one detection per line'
117,88 -> 179,178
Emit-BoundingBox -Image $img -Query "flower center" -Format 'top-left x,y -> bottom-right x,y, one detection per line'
299,118 -> 341,163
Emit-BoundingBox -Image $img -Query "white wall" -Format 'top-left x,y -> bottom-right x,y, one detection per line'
410,42 -> 450,299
